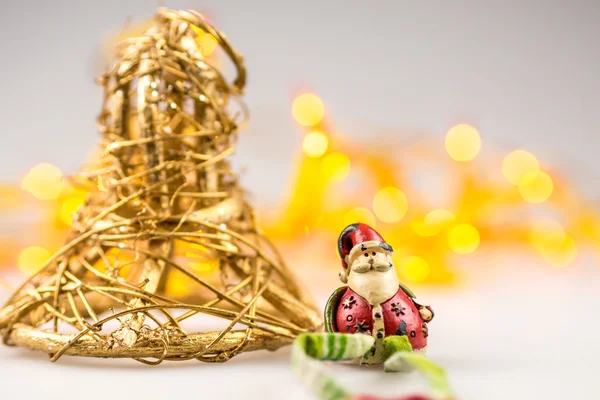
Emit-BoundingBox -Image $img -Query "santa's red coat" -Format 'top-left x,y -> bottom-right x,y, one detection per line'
332,287 -> 430,351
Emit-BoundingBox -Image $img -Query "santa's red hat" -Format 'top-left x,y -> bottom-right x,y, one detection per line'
338,223 -> 393,271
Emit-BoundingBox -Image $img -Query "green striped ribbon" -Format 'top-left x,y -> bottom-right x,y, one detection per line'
291,332 -> 455,400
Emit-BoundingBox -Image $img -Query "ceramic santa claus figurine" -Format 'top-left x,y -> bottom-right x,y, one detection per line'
325,223 -> 434,364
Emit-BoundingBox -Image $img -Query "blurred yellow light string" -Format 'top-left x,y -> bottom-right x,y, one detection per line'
448,223 -> 480,254
321,152 -> 351,182
518,170 -> 554,203
60,197 -> 85,226
502,150 -> 540,186
445,124 -> 481,162
302,130 -> 329,158
373,187 -> 408,224
410,217 -> 439,237
21,163 -> 63,200
18,246 -> 50,276
531,219 -> 566,252
292,93 -> 325,126
540,235 -> 577,268
530,219 -> 577,267
186,243 -> 219,273
410,209 -> 455,237
344,207 -> 376,228
7,91 -> 598,282
424,209 -> 455,231
399,256 -> 430,282
165,270 -> 193,297
269,93 -> 594,277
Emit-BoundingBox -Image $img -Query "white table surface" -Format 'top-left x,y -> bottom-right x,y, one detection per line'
1,249 -> 599,399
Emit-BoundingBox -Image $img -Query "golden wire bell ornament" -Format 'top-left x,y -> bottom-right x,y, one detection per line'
0,8 -> 321,364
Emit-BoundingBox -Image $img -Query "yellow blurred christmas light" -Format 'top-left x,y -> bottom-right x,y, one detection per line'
302,130 -> 329,158
321,152 -> 351,182
18,246 -> 50,275
92,248 -> 132,275
502,150 -> 540,186
410,218 -> 438,237
165,270 -> 193,297
21,163 -> 63,200
530,220 -> 577,267
411,210 -> 455,237
344,207 -> 376,228
189,258 -> 220,273
399,256 -> 430,282
292,93 -> 325,126
445,124 -> 481,162
190,25 -> 218,56
531,219 -> 566,252
60,197 -> 85,226
105,248 -> 121,264
448,223 -> 480,254
7,88 -> 596,287
265,90 -> 600,283
424,209 -> 455,231
373,187 -> 408,223
186,243 -> 220,273
518,170 -> 554,203
541,235 -> 577,267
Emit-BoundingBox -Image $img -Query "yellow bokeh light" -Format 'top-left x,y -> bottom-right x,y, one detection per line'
321,152 -> 351,182
424,209 -> 455,231
186,243 -> 219,273
448,223 -> 480,254
399,256 -> 430,282
93,248 -> 135,275
372,187 -> 408,223
190,25 -> 218,56
411,210 -> 454,237
445,124 -> 481,162
21,163 -> 63,200
518,170 -> 553,203
411,218 -> 437,237
531,219 -> 566,252
540,235 -> 577,268
502,150 -> 540,186
165,270 -> 193,297
344,207 -> 376,228
105,248 -> 121,264
18,246 -> 50,275
60,197 -> 85,226
189,259 -> 220,273
292,93 -> 325,126
302,130 -> 329,158
530,220 -> 577,267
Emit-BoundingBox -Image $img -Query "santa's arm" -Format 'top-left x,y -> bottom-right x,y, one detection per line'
399,283 -> 434,323
324,286 -> 346,332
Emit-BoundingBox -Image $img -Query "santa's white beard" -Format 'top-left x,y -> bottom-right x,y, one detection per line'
347,268 -> 399,305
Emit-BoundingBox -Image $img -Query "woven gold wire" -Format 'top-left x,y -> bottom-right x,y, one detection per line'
0,8 -> 321,364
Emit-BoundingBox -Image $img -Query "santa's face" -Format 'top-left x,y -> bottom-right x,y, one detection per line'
346,247 -> 399,305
